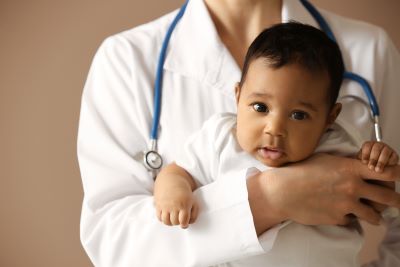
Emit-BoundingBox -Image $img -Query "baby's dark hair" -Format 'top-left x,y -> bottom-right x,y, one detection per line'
239,22 -> 344,107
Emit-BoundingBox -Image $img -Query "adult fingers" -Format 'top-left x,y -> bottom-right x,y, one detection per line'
389,152 -> 399,165
357,160 -> 400,182
361,198 -> 387,213
336,215 -> 351,226
351,201 -> 381,225
360,182 -> 400,208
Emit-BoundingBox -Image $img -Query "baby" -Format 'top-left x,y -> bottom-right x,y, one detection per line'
154,22 -> 398,230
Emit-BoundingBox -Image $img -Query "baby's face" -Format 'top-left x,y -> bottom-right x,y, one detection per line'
235,58 -> 340,167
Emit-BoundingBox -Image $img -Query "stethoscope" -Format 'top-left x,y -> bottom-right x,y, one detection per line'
143,0 -> 382,173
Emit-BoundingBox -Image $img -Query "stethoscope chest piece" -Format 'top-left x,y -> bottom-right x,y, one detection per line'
143,150 -> 163,171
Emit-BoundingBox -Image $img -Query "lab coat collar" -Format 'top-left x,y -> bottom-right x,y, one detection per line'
164,0 -> 319,95
164,0 -> 224,86
282,0 -> 319,28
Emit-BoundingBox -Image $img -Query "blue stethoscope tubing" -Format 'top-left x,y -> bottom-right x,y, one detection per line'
144,0 -> 382,171
151,0 -> 190,142
300,0 -> 382,142
143,0 -> 189,171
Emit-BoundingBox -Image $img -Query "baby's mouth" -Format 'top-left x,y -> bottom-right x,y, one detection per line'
258,147 -> 284,160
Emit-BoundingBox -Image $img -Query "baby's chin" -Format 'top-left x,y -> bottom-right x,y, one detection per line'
261,158 -> 289,168
259,154 -> 313,168
254,154 -> 289,168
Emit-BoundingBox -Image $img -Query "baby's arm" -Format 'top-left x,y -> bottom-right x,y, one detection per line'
358,141 -> 399,172
154,163 -> 199,228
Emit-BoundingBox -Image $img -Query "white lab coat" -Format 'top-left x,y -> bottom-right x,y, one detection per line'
77,0 -> 400,266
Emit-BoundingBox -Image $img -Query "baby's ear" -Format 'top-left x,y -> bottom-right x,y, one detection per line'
326,103 -> 342,126
235,83 -> 241,104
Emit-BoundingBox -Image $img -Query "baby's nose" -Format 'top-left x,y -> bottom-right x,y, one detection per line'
263,116 -> 287,137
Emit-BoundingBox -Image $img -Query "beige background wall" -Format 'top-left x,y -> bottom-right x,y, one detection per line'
1,1 -> 399,266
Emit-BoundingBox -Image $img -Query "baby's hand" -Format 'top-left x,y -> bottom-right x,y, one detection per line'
154,185 -> 198,229
358,141 -> 399,172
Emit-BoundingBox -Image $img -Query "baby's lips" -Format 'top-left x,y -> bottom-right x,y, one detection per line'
259,147 -> 284,160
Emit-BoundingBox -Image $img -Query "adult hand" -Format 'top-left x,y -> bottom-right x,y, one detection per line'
247,153 -> 400,235
361,180 -> 395,214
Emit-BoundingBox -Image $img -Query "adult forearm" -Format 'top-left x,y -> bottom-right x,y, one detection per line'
247,173 -> 286,235
247,154 -> 400,236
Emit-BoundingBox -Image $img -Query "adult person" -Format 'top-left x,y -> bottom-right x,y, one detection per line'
77,0 -> 400,266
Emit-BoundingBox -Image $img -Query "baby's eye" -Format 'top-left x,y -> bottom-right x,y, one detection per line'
291,111 -> 308,120
252,103 -> 268,113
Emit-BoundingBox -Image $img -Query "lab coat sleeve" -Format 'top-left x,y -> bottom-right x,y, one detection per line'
78,37 -> 265,267
361,29 -> 400,267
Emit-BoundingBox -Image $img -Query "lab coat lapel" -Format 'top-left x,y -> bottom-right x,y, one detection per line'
164,0 -> 241,98
164,0 -> 320,97
164,0 -> 225,86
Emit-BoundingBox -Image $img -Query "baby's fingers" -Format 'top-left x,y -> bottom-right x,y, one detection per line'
156,208 -> 162,222
360,141 -> 374,164
189,203 -> 199,224
170,210 -> 180,225
161,210 -> 172,226
375,146 -> 394,172
179,210 -> 191,229
368,142 -> 385,170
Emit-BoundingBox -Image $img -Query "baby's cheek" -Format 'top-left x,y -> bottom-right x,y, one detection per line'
236,130 -> 252,153
288,139 -> 318,161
